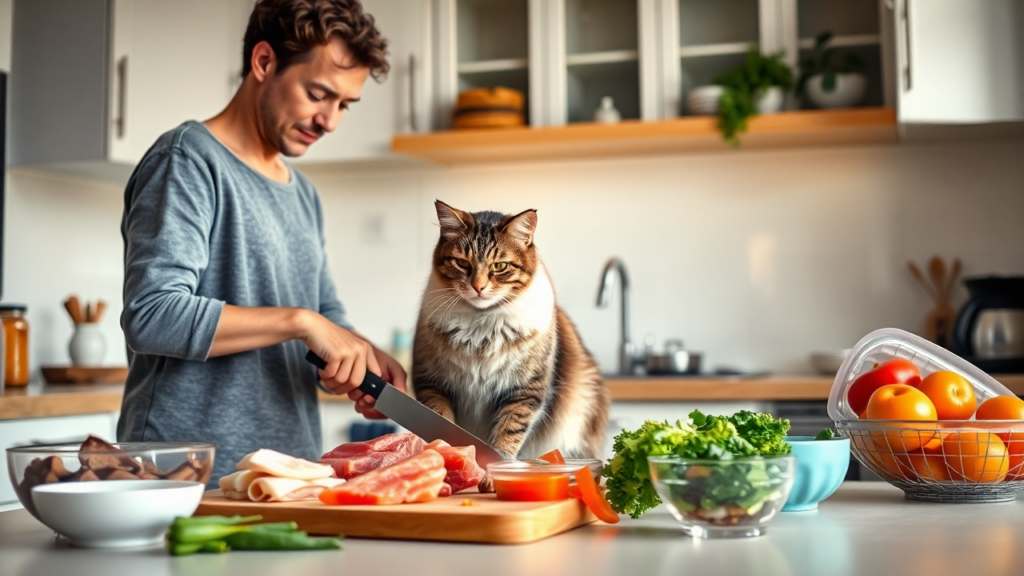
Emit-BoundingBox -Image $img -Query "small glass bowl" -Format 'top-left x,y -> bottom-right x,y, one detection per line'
648,454 -> 796,538
487,459 -> 602,502
7,441 -> 215,520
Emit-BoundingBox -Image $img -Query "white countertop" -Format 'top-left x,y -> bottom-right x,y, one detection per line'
1,482 -> 1022,576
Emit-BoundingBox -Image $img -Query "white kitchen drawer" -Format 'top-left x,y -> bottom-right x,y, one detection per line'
0,413 -> 118,508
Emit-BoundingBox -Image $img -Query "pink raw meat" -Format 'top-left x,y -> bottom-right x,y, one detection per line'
320,433 -> 425,479
319,449 -> 447,505
424,440 -> 486,494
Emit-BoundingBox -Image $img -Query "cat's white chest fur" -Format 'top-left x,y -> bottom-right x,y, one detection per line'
419,264 -> 557,438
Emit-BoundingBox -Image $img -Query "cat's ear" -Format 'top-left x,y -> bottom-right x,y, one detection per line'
500,209 -> 538,247
435,200 -> 474,239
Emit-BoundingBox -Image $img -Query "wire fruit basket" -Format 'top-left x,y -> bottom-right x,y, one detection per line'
828,329 -> 1024,503
839,420 -> 1024,502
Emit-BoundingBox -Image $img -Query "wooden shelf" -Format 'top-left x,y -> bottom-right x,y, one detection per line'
566,49 -> 639,66
391,107 -> 898,166
457,58 -> 529,74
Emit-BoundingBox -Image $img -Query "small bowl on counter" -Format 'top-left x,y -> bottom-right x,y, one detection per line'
782,435 -> 850,511
487,459 -> 602,502
647,454 -> 795,538
810,350 -> 851,375
7,439 -> 215,521
33,480 -> 204,548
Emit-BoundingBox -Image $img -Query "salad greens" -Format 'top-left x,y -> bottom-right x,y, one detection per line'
603,410 -> 791,519
815,428 -> 836,440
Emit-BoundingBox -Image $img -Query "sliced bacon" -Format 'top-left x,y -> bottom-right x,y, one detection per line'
320,433 -> 425,479
424,440 -> 486,494
236,449 -> 334,480
319,449 -> 447,505
247,476 -> 347,502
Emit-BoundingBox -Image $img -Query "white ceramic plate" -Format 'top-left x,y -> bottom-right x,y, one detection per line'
32,480 -> 204,549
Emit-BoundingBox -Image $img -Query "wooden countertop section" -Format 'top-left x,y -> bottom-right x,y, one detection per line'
4,375 -> 1024,420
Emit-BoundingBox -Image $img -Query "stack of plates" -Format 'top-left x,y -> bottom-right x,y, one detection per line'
686,85 -> 725,116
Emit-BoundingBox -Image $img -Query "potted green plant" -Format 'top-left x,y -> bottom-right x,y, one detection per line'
797,32 -> 867,109
713,48 -> 793,147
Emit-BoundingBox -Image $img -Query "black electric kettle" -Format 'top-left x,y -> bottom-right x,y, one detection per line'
953,276 -> 1024,373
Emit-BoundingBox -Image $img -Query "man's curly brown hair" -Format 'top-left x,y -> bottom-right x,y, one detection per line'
242,0 -> 389,81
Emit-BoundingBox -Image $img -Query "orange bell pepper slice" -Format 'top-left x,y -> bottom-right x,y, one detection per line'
538,449 -> 566,464
573,467 -> 619,524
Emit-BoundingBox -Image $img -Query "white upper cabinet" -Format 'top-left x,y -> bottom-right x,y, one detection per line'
11,0 -> 248,177
107,0 -> 249,163
895,0 -> 1024,124
295,0 -> 430,163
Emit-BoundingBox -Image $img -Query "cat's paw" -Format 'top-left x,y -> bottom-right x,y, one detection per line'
477,474 -> 494,494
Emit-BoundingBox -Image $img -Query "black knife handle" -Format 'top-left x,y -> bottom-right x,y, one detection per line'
304,350 -> 387,399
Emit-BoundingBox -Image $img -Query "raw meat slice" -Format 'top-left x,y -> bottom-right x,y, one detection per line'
319,450 -> 447,505
320,433 -> 425,479
247,476 -> 347,502
424,440 -> 486,494
236,449 -> 334,480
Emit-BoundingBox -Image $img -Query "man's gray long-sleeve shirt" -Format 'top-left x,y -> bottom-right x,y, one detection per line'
118,121 -> 349,482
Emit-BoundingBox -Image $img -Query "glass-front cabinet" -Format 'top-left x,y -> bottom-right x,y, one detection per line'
564,0 -> 641,124
429,0 -> 892,130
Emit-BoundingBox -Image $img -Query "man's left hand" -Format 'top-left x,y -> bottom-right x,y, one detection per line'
349,348 -> 408,420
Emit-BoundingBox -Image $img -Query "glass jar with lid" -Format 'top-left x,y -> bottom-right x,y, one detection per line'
1,305 -> 29,386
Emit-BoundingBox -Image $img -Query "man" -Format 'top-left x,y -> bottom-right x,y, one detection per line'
118,0 -> 402,482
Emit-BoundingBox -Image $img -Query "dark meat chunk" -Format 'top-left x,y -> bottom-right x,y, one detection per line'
78,436 -> 141,474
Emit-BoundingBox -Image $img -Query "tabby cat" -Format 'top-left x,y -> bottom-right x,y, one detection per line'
412,201 -> 609,460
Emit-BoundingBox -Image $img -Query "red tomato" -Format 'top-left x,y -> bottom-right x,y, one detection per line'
865,384 -> 937,452
914,371 -> 977,420
848,359 -> 922,416
974,396 -> 1024,480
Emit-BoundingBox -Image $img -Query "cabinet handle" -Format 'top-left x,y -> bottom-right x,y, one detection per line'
408,52 -> 418,133
901,0 -> 912,92
115,56 -> 128,139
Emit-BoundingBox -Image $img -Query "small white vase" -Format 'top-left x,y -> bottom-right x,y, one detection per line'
593,96 -> 621,124
807,73 -> 866,109
70,323 -> 107,367
756,86 -> 785,114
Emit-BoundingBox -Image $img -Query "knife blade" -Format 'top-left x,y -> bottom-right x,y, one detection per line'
305,350 -> 508,467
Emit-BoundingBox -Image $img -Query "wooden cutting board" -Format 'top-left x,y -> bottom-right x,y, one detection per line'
195,490 -> 596,545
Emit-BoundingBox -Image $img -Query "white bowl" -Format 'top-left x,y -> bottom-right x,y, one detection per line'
32,480 -> 204,548
687,85 -> 725,115
807,73 -> 866,109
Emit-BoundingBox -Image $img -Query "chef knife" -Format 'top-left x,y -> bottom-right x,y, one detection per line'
305,350 -> 508,467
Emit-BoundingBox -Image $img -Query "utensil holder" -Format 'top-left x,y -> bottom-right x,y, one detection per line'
69,323 -> 106,367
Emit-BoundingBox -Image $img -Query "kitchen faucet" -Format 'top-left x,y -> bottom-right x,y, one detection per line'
596,258 -> 640,375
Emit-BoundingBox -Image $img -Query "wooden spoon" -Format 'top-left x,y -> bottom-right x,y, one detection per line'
93,300 -> 108,323
908,261 -> 937,302
946,258 -> 962,301
929,256 -> 947,305
63,296 -> 84,325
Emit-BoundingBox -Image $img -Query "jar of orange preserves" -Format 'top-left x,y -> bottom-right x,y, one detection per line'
1,305 -> 29,386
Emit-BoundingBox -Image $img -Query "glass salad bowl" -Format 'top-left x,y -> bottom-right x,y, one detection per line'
648,454 -> 796,538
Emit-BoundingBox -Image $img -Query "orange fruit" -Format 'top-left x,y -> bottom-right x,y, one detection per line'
908,452 -> 952,482
866,384 -> 938,452
975,396 -> 1024,420
914,371 -> 976,420
921,432 -> 952,453
974,396 -> 1024,480
943,431 -> 1009,483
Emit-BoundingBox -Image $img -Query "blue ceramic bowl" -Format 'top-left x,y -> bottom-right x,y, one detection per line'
783,435 -> 850,512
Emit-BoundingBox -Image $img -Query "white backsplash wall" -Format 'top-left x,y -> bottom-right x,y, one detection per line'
4,139 -> 1024,378
306,139 -> 1024,375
